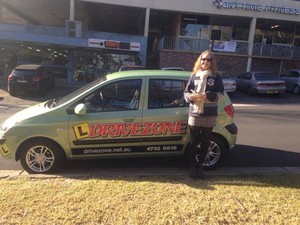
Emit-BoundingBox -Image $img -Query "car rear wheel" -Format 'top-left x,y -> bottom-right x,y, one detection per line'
198,135 -> 225,170
293,85 -> 300,95
8,88 -> 18,97
247,86 -> 256,95
20,140 -> 65,174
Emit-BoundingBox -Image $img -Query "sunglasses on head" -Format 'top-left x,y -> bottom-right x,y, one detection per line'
201,58 -> 212,62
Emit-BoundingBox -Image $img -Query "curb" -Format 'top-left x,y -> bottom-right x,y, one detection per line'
1,167 -> 300,179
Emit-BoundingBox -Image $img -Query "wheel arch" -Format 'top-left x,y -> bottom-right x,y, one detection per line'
293,84 -> 300,95
15,137 -> 66,161
211,132 -> 229,153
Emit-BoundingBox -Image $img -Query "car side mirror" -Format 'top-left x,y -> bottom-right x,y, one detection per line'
74,103 -> 87,115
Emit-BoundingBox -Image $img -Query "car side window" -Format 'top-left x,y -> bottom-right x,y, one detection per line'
148,79 -> 187,109
83,79 -> 142,112
246,73 -> 252,80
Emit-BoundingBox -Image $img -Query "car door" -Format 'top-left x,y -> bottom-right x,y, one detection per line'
140,77 -> 189,155
67,78 -> 144,158
236,73 -> 247,91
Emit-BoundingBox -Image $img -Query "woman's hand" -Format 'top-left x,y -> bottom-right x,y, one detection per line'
189,93 -> 206,101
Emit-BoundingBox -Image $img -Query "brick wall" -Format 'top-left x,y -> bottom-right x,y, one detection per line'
159,50 -> 300,77
159,50 -> 248,77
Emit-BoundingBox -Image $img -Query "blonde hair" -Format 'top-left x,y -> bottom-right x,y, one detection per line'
192,50 -> 218,76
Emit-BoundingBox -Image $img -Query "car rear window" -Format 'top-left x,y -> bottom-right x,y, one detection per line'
13,69 -> 38,76
254,73 -> 276,80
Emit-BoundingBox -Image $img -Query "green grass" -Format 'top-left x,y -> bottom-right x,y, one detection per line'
0,175 -> 299,225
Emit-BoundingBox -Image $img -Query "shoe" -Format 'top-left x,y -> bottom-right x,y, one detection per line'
196,166 -> 205,178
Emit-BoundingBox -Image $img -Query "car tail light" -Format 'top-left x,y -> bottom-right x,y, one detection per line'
8,74 -> 13,81
224,104 -> 234,117
32,76 -> 42,82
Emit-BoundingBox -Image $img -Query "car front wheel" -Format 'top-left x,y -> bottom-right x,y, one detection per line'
20,140 -> 65,174
293,85 -> 300,95
199,136 -> 226,170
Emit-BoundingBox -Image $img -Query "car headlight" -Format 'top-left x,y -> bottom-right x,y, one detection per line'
1,119 -> 17,132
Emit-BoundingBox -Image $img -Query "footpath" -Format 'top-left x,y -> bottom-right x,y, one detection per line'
1,75 -> 300,178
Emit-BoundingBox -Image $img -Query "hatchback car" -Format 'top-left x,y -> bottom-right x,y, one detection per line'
218,71 -> 236,93
0,70 -> 237,174
8,64 -> 56,96
279,70 -> 300,95
236,71 -> 286,95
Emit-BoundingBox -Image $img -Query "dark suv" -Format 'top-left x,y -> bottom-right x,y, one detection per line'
8,64 -> 56,96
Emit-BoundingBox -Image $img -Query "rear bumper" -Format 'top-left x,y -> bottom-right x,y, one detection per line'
225,123 -> 238,135
8,82 -> 40,91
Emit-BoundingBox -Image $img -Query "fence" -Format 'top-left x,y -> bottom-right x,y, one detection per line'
159,36 -> 300,59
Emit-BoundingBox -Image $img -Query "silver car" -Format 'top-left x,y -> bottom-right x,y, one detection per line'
236,71 -> 286,95
279,70 -> 300,95
218,71 -> 236,93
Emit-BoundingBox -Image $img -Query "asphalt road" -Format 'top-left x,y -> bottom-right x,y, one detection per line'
1,86 -> 300,172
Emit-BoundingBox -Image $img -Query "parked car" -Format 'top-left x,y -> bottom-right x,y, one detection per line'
235,71 -> 286,95
8,64 -> 56,96
218,71 -> 236,93
0,70 -> 237,174
279,70 -> 300,95
119,65 -> 144,72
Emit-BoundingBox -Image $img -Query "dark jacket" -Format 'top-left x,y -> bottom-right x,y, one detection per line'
184,73 -> 224,116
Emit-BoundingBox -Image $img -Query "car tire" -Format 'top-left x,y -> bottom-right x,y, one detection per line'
200,135 -> 225,170
293,85 -> 300,95
247,86 -> 256,95
9,88 -> 18,97
20,139 -> 65,174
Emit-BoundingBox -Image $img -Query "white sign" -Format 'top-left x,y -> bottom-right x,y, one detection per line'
213,40 -> 236,52
212,0 -> 300,15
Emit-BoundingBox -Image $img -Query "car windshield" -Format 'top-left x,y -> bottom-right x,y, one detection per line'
254,73 -> 277,80
47,76 -> 107,108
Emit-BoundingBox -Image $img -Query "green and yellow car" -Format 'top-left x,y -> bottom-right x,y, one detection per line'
0,70 -> 237,174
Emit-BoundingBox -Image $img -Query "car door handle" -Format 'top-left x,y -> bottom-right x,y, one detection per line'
123,118 -> 135,122
176,110 -> 189,116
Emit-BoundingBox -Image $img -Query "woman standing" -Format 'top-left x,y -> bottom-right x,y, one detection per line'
184,50 -> 224,178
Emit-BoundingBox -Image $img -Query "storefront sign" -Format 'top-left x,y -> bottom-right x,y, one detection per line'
213,41 -> 236,52
88,38 -> 140,52
212,0 -> 300,15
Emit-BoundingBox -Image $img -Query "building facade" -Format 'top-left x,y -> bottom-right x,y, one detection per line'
1,0 -> 300,82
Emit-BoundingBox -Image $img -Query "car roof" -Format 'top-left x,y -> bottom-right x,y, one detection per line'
14,64 -> 43,70
161,67 -> 185,71
248,71 -> 273,73
106,70 -> 192,80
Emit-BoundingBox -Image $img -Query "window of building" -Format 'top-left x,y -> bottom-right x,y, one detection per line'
232,19 -> 251,41
180,14 -> 210,38
211,16 -> 250,41
255,19 -> 295,45
294,24 -> 300,46
74,51 -> 142,82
